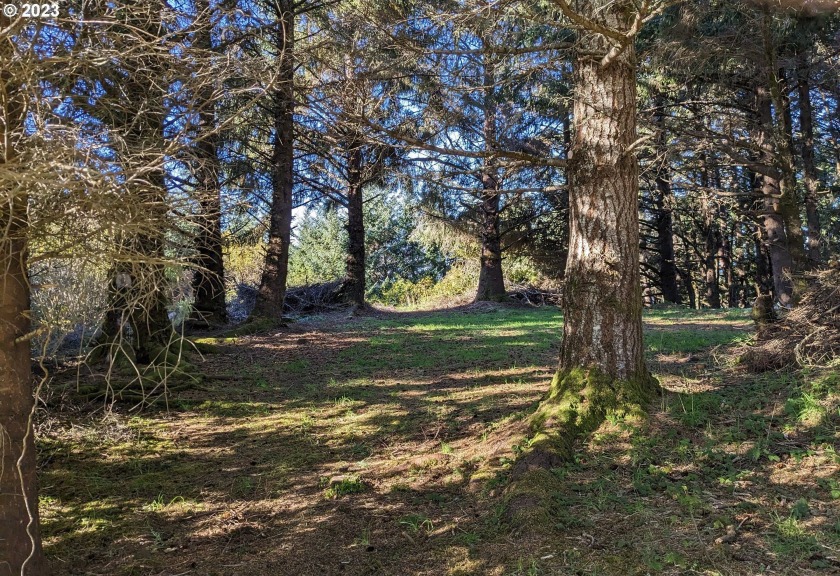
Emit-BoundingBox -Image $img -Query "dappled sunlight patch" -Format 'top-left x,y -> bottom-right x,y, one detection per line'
39,306 -> 840,575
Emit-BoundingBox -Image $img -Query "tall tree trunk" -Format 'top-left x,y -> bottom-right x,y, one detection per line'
508,8 -> 659,530
723,232 -> 737,308
559,12 -> 652,385
131,169 -> 172,364
343,145 -> 366,307
654,174 -> 680,304
796,51 -> 822,263
475,54 -> 506,302
253,1 -> 294,318
191,0 -> 227,326
0,190 -> 45,576
704,227 -> 721,309
476,169 -> 505,301
517,1 -> 657,477
762,18 -> 806,277
700,162 -> 722,308
0,16 -> 45,570
756,87 -> 795,307
652,99 -> 680,304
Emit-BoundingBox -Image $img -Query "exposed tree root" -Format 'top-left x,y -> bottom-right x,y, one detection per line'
504,367 -> 659,532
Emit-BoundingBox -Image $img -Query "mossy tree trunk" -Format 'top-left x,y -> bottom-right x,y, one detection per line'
514,0 -> 658,479
0,14 -> 46,571
254,0 -> 294,319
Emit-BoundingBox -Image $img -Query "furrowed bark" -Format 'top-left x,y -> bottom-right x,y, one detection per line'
254,0 -> 294,318
511,1 -> 658,490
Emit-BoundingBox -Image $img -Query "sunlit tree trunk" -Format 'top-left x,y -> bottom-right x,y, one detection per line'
755,87 -> 795,307
518,1 -> 657,476
558,21 -> 651,387
254,0 -> 294,318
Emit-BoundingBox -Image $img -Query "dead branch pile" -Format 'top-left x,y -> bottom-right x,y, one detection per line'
283,281 -> 349,313
507,283 -> 562,307
741,268 -> 840,371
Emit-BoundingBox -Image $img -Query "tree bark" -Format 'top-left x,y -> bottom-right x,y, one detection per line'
191,0 -> 227,326
131,170 -> 173,364
652,100 -> 680,304
762,20 -> 806,278
796,51 -> 822,263
254,0 -> 294,318
559,31 -> 651,385
508,6 -> 658,527
0,15 -> 46,571
0,193 -> 45,576
342,145 -> 366,307
475,54 -> 506,302
654,174 -> 680,304
756,87 -> 795,307
701,164 -> 722,309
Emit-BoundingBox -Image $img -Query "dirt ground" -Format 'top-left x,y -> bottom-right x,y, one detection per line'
38,305 -> 840,575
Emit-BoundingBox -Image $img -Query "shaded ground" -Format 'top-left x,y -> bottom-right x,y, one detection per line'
38,305 -> 840,575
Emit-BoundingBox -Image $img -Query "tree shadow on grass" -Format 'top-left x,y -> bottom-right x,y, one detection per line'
42,306 -> 832,576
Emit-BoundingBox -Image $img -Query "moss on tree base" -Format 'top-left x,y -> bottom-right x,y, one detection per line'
504,367 -> 660,532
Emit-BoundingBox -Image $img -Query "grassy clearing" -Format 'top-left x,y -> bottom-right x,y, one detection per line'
39,305 -> 839,575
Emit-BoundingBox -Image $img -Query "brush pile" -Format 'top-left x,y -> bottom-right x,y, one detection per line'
741,267 -> 840,370
283,281 -> 349,313
507,283 -> 562,307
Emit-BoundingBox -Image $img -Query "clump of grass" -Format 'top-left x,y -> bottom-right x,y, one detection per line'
322,475 -> 366,499
399,513 -> 433,533
771,512 -> 820,560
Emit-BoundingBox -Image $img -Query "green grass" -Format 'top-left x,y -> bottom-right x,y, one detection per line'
37,306 -> 840,576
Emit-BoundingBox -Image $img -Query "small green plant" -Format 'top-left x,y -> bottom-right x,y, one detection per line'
144,494 -> 185,512
399,513 -> 433,533
334,395 -> 352,406
818,478 -> 840,499
232,477 -> 255,498
786,392 -> 826,425
771,512 -> 819,560
145,493 -> 166,512
790,498 -> 810,520
323,475 -> 366,499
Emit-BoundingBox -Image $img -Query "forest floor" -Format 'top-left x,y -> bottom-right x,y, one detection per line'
38,305 -> 840,576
